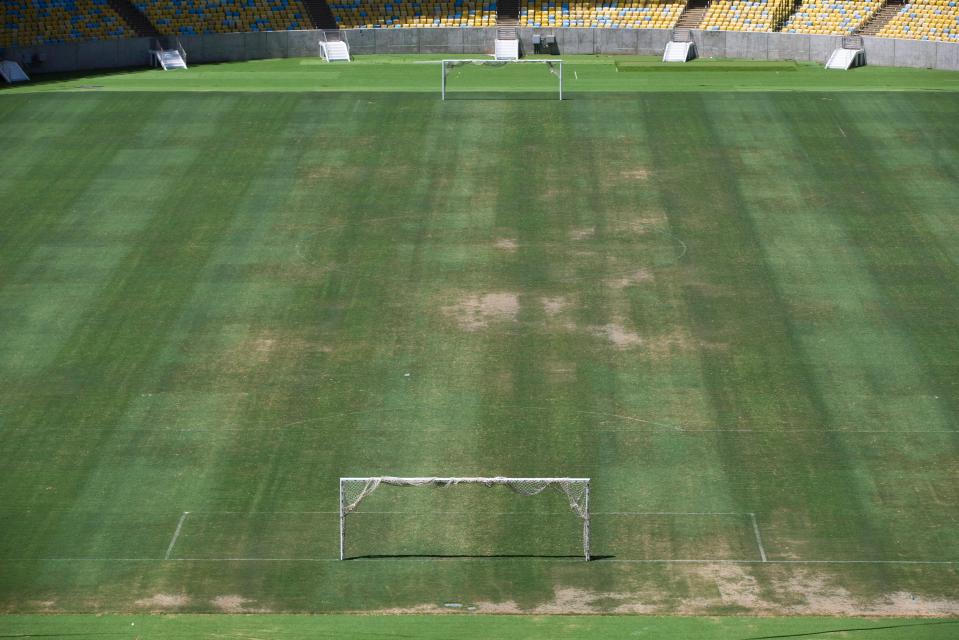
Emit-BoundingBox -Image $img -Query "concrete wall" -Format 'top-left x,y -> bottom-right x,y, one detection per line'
3,28 -> 957,76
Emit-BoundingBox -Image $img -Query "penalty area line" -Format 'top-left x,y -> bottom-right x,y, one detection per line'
25,557 -> 959,565
164,511 -> 190,560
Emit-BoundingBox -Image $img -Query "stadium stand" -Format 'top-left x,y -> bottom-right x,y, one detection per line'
519,0 -> 685,28
875,0 -> 959,41
328,1 -> 496,28
1,0 -> 134,47
133,0 -> 309,35
781,0 -> 883,34
699,0 -> 794,31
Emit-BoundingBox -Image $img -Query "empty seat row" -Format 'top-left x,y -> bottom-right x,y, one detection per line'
133,0 -> 308,35
878,0 -> 959,41
2,0 -> 133,47
519,0 -> 685,29
329,0 -> 496,28
700,0 -> 795,31
781,0 -> 883,35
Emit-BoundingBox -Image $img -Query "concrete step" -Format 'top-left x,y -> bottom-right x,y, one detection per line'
857,0 -> 905,35
676,8 -> 707,28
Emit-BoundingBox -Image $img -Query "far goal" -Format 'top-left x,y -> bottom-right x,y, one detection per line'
441,59 -> 565,101
339,476 -> 591,560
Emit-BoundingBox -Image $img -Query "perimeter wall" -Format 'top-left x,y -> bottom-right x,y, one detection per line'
2,28 -> 957,75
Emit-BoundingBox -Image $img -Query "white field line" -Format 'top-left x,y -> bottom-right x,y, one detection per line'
164,511 -> 190,560
749,512 -> 768,562
190,510 -> 747,516
26,558 -> 959,565
19,511 -> 956,566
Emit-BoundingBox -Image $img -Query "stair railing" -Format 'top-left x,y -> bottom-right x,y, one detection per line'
842,35 -> 863,49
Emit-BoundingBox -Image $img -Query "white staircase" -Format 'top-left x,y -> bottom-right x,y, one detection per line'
320,40 -> 351,62
662,41 -> 694,63
0,60 -> 30,83
494,39 -> 519,61
155,49 -> 187,70
825,48 -> 863,70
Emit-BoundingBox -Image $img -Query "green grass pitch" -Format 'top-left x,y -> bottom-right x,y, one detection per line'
1,56 -> 959,634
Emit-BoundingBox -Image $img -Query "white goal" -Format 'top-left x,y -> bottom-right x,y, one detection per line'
339,476 -> 591,560
440,59 -> 565,101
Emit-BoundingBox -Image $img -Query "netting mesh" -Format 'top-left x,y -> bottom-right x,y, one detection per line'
340,476 -> 591,560
341,476 -> 589,519
443,60 -> 509,77
443,60 -> 561,78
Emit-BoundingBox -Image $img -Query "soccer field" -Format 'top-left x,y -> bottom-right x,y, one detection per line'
1,57 -> 958,621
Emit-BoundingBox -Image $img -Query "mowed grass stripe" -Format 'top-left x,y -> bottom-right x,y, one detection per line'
836,94 -> 959,430
705,94 -> 954,566
0,95 -> 304,566
0,98 -> 214,384
190,96 -> 498,556
642,94 -> 897,566
0,89 -> 956,612
72,98 -> 326,521
791,95 -> 959,565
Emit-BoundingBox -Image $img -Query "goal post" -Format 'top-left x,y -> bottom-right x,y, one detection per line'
440,59 -> 564,101
339,476 -> 590,560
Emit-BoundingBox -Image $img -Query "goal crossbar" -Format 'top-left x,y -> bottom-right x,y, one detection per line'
440,59 -> 565,101
339,476 -> 590,560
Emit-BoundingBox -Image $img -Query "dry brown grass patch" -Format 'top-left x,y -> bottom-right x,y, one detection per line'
443,292 -> 520,331
590,323 -> 643,349
134,594 -> 189,610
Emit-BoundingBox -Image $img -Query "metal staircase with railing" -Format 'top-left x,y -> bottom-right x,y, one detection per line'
664,0 -> 705,61
319,30 -> 351,61
825,35 -> 865,69
672,0 -> 708,42
496,0 -> 520,59
150,38 -> 187,70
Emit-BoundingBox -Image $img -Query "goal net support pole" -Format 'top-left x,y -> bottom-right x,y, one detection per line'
339,476 -> 591,560
441,59 -> 564,101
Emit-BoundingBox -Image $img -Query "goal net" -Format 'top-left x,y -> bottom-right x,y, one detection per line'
339,476 -> 590,560
441,59 -> 565,101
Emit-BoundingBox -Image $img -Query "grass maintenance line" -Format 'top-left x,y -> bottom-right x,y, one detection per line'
750,513 -> 768,563
163,512 -> 190,560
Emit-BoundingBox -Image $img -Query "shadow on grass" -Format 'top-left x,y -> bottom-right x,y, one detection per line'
346,554 -> 615,560
743,618 -> 959,639
0,635 -> 129,638
443,91 -> 571,101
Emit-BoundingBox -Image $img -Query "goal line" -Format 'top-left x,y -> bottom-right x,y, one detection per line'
440,59 -> 565,101
339,476 -> 590,560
